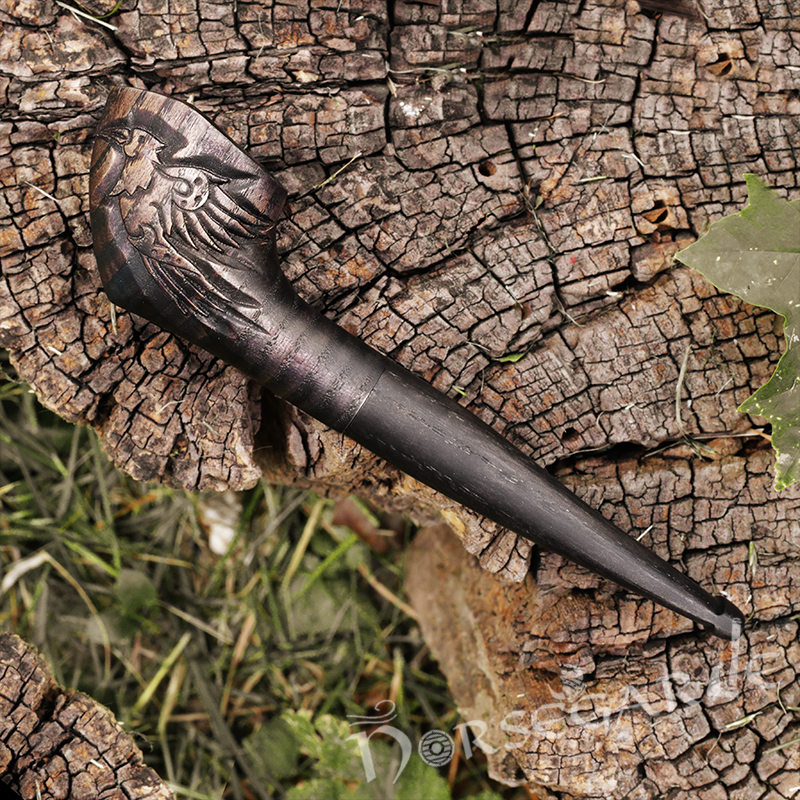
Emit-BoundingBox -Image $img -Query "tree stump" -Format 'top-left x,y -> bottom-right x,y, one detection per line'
0,633 -> 174,799
407,453 -> 800,799
1,0 -> 799,796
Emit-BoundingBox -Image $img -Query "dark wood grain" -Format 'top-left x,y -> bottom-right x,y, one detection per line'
636,0 -> 702,20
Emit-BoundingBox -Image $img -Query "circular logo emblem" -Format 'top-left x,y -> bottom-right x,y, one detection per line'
418,730 -> 455,766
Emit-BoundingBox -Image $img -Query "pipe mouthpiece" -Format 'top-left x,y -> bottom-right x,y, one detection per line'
701,596 -> 746,641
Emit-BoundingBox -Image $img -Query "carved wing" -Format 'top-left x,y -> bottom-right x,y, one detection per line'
137,162 -> 274,321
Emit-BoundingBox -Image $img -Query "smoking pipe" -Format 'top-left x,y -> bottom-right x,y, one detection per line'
89,87 -> 744,640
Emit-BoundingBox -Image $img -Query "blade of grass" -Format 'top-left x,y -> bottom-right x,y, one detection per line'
0,420 -> 69,477
389,646 -> 404,708
186,656 -> 286,799
221,612 -> 257,716
281,496 -> 326,592
90,434 -> 121,572
356,563 -> 419,620
132,632 -> 192,717
166,784 -> 226,800
162,602 -> 234,645
55,424 -> 82,519
764,735 -> 800,755
62,540 -> 119,578
261,575 -> 288,646
35,551 -> 111,679
292,531 -> 359,602
243,489 -> 307,567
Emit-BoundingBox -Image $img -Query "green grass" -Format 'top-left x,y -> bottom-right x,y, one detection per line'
0,350 -> 532,800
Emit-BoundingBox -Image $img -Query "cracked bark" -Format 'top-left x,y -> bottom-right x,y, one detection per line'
406,444 -> 800,798
1,0 -> 799,797
0,633 -> 174,799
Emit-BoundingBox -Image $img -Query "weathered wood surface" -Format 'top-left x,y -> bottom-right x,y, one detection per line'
1,0 -> 800,796
407,445 -> 800,798
0,633 -> 174,800
2,0 -> 797,575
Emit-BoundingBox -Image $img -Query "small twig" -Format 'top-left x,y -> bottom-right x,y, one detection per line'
357,562 -> 419,620
55,0 -> 118,30
636,524 -> 655,542
521,184 -> 558,256
675,343 -> 693,435
621,151 -> 646,168
109,302 -> 117,334
313,151 -> 363,192
714,374 -> 734,398
673,343 -> 721,458
388,63 -> 464,75
24,181 -> 59,204
576,175 -> 609,184
555,72 -> 606,84
552,291 -> 584,328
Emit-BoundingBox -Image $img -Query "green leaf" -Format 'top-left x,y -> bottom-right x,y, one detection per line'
675,174 -> 800,490
495,352 -> 526,363
287,778 -> 362,800
281,711 -> 457,800
394,757 -> 451,800
243,717 -> 301,782
282,711 -> 365,781
309,714 -> 367,780
113,569 -> 157,616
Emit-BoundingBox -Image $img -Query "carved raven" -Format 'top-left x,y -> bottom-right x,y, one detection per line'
99,124 -> 274,322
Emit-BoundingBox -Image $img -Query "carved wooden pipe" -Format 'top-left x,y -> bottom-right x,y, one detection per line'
89,87 -> 744,640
